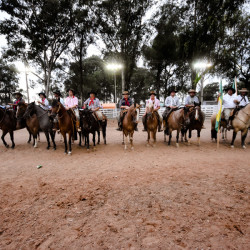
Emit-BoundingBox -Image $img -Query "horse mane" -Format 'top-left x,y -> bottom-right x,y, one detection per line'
51,99 -> 59,107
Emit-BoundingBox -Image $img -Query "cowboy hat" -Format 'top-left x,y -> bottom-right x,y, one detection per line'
67,88 -> 75,95
149,90 -> 156,96
188,89 -> 197,93
13,92 -> 23,97
122,91 -> 129,95
224,86 -> 235,94
38,92 -> 46,98
88,90 -> 97,95
53,89 -> 62,96
239,88 -> 248,93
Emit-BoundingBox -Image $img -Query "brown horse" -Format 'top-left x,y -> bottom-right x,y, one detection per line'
211,113 -> 227,141
16,102 -> 40,147
122,104 -> 140,150
164,107 -> 190,147
181,102 -> 205,146
51,100 -> 75,155
0,107 -> 16,148
145,102 -> 158,146
231,103 -> 250,148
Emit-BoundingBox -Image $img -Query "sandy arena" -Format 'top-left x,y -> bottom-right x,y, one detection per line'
0,120 -> 250,249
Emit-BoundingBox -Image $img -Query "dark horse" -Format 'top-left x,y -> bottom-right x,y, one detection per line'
24,102 -> 56,150
51,100 -> 75,155
0,107 -> 16,148
79,109 -> 107,151
16,102 -> 40,147
181,102 -> 205,146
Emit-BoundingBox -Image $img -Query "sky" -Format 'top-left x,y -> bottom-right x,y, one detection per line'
0,2 -> 248,102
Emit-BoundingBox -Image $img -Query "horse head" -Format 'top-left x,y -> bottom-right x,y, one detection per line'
129,103 -> 140,124
192,102 -> 202,121
183,107 -> 191,128
51,99 -> 61,116
146,102 -> 154,118
79,109 -> 93,130
16,102 -> 27,120
23,102 -> 36,119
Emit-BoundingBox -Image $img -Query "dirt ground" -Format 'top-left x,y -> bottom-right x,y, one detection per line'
0,120 -> 250,249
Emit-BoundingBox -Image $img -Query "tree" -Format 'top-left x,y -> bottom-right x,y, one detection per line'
0,0 -> 75,96
197,82 -> 219,101
0,58 -> 19,104
94,0 -> 152,91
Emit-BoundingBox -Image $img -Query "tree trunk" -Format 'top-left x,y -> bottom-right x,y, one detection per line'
79,34 -> 84,105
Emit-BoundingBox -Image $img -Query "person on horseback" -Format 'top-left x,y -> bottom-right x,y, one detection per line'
236,88 -> 249,108
38,92 -> 50,110
218,86 -> 237,130
116,91 -> 136,131
65,88 -> 80,132
185,89 -> 199,107
8,92 -> 24,113
143,90 -> 162,132
53,89 -> 64,106
83,90 -> 104,122
163,89 -> 180,132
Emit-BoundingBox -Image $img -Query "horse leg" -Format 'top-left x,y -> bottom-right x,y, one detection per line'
102,122 -> 107,145
168,131 -> 172,146
225,128 -> 227,141
241,129 -> 248,149
79,132 -> 82,146
28,132 -> 31,143
164,130 -> 166,142
50,131 -> 56,150
130,133 -> 134,150
122,132 -> 125,145
124,134 -> 128,150
45,131 -> 50,150
188,129 -> 192,145
1,130 -> 9,148
68,133 -> 72,155
97,130 -> 100,145
86,134 -> 90,151
33,134 -> 38,148
197,130 -> 201,146
230,131 -> 237,148
38,132 -> 40,142
62,133 -> 67,154
176,130 -> 179,148
93,132 -> 96,151
147,131 -> 150,146
10,130 -> 15,149
153,131 -> 156,147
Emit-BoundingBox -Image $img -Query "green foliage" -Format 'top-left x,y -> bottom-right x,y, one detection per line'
0,58 -> 19,104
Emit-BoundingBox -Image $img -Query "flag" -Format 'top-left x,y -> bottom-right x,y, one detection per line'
215,80 -> 223,132
232,76 -> 238,95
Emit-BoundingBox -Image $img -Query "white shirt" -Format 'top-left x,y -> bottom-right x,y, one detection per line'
165,96 -> 180,107
40,98 -> 49,110
146,98 -> 160,109
237,95 -> 249,106
223,93 -> 237,109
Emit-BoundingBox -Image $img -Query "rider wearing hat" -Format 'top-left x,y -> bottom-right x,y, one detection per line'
143,90 -> 162,132
65,88 -> 80,131
53,89 -> 64,106
38,92 -> 50,110
83,90 -> 104,121
8,92 -> 24,112
236,88 -> 249,108
218,86 -> 237,129
116,91 -> 135,131
185,89 -> 199,107
163,89 -> 180,131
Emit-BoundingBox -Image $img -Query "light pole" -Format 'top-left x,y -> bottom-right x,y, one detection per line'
106,63 -> 123,103
24,66 -> 30,103
193,61 -> 213,104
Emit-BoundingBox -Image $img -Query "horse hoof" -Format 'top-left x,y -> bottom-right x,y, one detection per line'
93,147 -> 97,151
54,147 -> 56,150
5,145 -> 9,148
27,141 -> 31,144
152,144 -> 156,148
87,149 -> 90,152
131,147 -> 134,150
34,145 -> 38,148
146,143 -> 150,147
47,147 -> 50,150
122,142 -> 125,145
68,151 -> 72,155
124,146 -> 127,150
231,145 -> 234,148
242,145 -> 246,149
64,152 -> 67,155
176,143 -> 179,148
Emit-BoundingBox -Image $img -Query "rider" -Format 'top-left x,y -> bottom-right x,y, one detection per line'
236,88 -> 249,108
53,89 -> 64,106
143,90 -> 162,132
163,89 -> 180,132
65,88 -> 80,132
38,92 -> 50,110
185,89 -> 199,107
218,86 -> 237,130
83,90 -> 104,121
116,91 -> 136,131
8,92 -> 25,113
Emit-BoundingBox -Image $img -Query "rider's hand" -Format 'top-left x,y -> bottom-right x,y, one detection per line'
125,106 -> 129,110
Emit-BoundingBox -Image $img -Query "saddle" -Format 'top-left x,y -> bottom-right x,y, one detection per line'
163,107 -> 178,122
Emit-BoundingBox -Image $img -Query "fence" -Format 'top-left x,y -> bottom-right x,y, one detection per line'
100,105 -> 218,119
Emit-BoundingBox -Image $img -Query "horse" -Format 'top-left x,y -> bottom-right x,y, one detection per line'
145,102 -> 158,146
164,107 -> 190,147
51,100 -> 75,155
122,104 -> 140,150
181,102 -> 205,145
24,102 -> 56,150
16,102 -> 41,147
79,109 -> 107,151
210,113 -> 227,141
0,107 -> 16,148
231,103 -> 250,149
